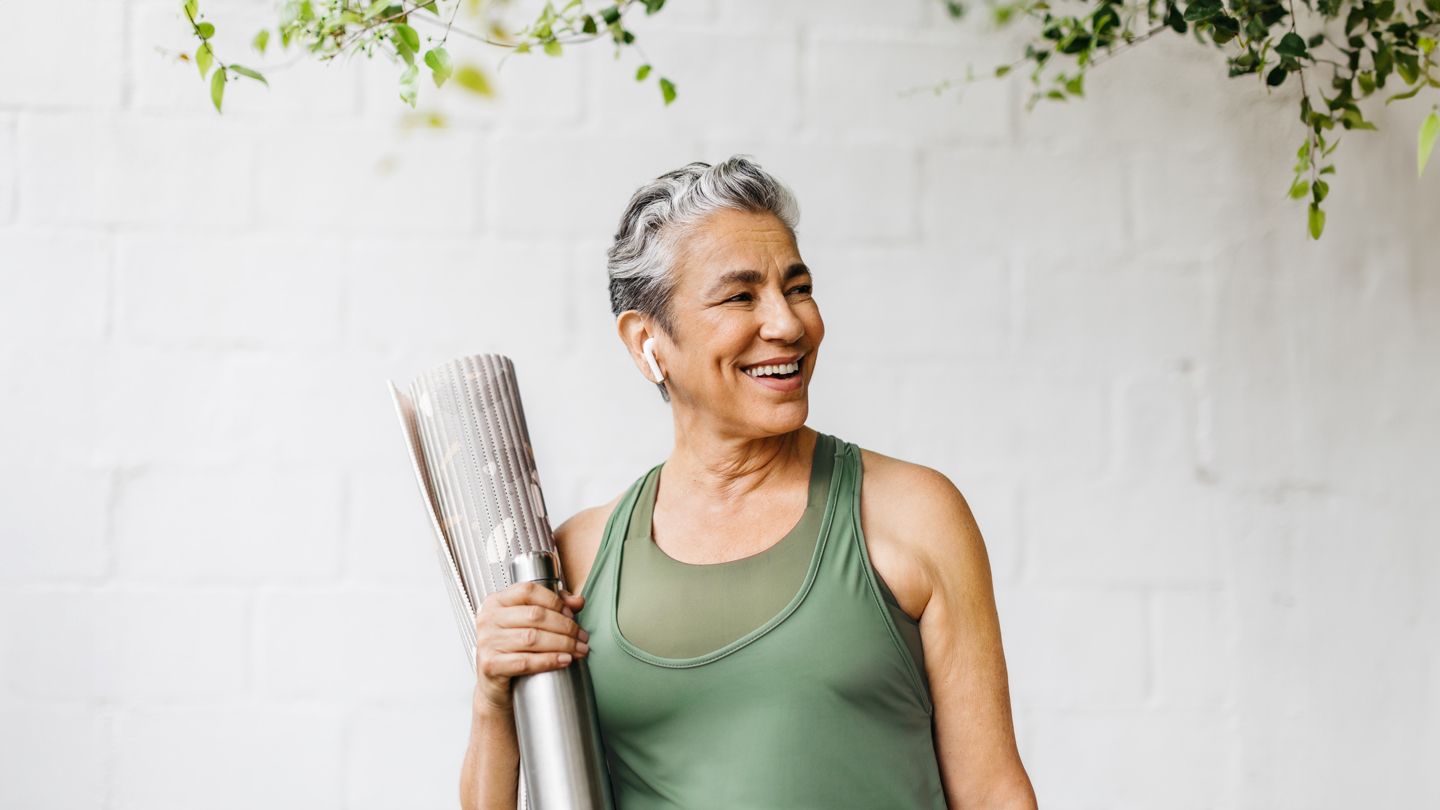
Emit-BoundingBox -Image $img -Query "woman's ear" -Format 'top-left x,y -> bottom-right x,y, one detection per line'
617,311 -> 664,384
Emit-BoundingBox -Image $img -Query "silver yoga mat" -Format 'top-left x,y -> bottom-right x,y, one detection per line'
388,354 -> 613,810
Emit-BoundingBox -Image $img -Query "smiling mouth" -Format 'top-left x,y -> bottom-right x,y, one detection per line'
742,353 -> 805,381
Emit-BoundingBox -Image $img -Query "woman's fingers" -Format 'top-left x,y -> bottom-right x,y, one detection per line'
498,626 -> 589,656
488,603 -> 587,640
480,651 -> 577,679
491,580 -> 568,613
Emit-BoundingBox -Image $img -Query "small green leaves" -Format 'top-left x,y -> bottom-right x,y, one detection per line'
1276,32 -> 1308,59
543,39 -> 563,56
395,23 -> 421,53
229,63 -> 267,86
195,42 -> 213,80
196,21 -> 215,39
1307,202 -> 1326,239
659,76 -> 676,105
635,63 -> 652,81
454,64 -> 494,97
1183,0 -> 1223,23
210,65 -> 226,112
252,28 -> 270,54
399,62 -> 419,107
424,46 -> 453,87
1419,109 -> 1440,177
183,0 -> 198,20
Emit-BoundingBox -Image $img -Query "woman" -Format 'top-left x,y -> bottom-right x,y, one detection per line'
461,157 -> 1037,809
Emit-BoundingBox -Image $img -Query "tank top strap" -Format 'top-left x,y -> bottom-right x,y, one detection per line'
576,462 -> 656,603
826,435 -> 935,714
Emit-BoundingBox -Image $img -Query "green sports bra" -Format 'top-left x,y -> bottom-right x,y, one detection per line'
616,430 -> 927,681
576,430 -> 948,809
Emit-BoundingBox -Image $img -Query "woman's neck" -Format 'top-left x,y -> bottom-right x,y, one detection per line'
661,424 -> 816,508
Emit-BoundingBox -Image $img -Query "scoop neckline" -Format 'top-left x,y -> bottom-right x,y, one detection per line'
635,431 -> 829,568
610,432 -> 844,668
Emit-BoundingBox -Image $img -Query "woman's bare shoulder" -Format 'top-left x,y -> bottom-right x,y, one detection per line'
856,446 -> 984,619
552,491 -> 625,596
856,446 -> 964,505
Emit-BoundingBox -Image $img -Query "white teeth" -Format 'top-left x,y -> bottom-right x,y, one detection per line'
744,359 -> 801,378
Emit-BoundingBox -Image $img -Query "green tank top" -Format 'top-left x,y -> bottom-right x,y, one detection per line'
575,431 -> 948,808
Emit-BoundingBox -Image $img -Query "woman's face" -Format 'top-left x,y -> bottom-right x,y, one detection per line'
657,207 -> 823,437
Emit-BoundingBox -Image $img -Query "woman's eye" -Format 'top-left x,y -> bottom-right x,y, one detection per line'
725,285 -> 810,303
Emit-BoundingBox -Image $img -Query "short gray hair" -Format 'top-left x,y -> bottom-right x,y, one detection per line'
606,155 -> 801,402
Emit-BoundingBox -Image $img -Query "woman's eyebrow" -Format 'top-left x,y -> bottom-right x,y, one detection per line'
704,263 -> 812,296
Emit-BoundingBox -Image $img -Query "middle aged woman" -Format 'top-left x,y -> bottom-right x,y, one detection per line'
459,156 -> 1036,810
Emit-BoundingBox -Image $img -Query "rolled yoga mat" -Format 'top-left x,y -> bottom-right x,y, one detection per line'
388,354 -> 614,810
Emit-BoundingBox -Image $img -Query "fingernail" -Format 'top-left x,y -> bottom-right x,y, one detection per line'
577,641 -> 589,654
579,628 -> 590,642
558,653 -> 572,664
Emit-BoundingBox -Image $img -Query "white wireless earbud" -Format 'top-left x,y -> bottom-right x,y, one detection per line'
642,336 -> 665,383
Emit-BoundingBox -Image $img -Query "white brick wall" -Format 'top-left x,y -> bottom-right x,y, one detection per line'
2,2 -> 1437,808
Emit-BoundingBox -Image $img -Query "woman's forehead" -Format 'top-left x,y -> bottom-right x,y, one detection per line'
676,210 -> 802,286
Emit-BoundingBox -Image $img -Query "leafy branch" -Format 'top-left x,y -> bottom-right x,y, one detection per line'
941,0 -> 1440,239
178,0 -> 678,113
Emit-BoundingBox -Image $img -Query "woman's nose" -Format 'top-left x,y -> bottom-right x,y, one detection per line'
757,294 -> 805,341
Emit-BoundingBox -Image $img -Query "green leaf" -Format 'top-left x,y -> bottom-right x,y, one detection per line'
1276,32 -> 1308,59
1357,70 -> 1375,94
1341,108 -> 1376,130
210,65 -> 226,112
635,63 -> 652,81
252,28 -> 270,54
1267,66 -> 1288,87
195,42 -> 213,79
1183,0 -> 1222,23
196,21 -> 215,39
1386,83 -> 1425,104
399,62 -> 419,107
1287,177 -> 1309,199
229,64 -> 268,86
1397,52 -> 1420,85
363,0 -> 389,19
424,46 -> 453,87
1307,202 -> 1326,239
995,64 -> 1012,78
395,23 -> 421,53
1064,73 -> 1084,96
543,38 -> 563,56
454,64 -> 493,96
1311,179 -> 1329,203
1419,109 -> 1440,177
184,0 -> 198,20
659,76 -> 676,105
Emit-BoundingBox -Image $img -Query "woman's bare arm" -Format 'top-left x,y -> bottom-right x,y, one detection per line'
865,457 -> 1037,809
918,469 -> 1036,808
459,695 -> 521,810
